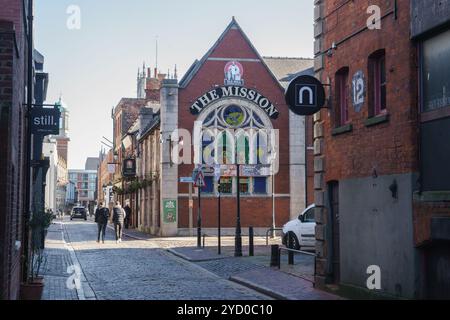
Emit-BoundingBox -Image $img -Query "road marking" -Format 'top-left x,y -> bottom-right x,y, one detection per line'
58,221 -> 97,300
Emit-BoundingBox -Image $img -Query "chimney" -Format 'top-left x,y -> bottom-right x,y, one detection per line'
154,68 -> 157,78
147,68 -> 151,78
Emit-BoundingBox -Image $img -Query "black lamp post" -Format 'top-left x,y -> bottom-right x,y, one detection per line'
235,141 -> 242,257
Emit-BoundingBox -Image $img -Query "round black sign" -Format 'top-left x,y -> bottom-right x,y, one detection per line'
285,75 -> 326,116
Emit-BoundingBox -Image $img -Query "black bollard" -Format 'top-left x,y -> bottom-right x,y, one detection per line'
270,244 -> 280,268
249,227 -> 254,257
288,250 -> 295,265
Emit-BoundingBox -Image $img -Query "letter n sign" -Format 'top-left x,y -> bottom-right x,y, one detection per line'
285,75 -> 326,116
296,84 -> 316,106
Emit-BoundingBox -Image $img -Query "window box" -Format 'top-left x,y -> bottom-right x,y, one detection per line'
331,124 -> 353,136
364,114 -> 389,127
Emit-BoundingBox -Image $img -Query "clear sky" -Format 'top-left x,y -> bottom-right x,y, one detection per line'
34,0 -> 314,170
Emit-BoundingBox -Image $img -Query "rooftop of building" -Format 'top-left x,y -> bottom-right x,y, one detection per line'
178,18 -> 314,90
263,57 -> 314,88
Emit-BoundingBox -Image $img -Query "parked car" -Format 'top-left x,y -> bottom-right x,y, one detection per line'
282,204 -> 316,250
70,206 -> 87,221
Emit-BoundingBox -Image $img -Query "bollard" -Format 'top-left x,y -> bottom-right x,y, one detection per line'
203,234 -> 206,248
249,227 -> 254,257
288,250 -> 295,265
287,232 -> 294,265
270,244 -> 280,267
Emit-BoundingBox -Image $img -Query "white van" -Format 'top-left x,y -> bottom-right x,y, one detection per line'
282,204 -> 316,250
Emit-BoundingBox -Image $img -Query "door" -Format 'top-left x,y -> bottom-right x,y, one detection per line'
329,181 -> 340,284
426,243 -> 450,299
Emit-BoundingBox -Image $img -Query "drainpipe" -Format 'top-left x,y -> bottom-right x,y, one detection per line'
22,0 -> 34,283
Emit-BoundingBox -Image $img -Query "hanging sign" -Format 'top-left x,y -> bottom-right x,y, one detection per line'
122,158 -> 136,177
31,107 -> 61,135
285,75 -> 326,116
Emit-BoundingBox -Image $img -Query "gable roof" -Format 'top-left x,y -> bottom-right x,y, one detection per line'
179,17 -> 287,91
263,57 -> 314,89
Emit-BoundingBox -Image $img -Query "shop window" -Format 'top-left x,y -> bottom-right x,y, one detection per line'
422,29 -> 450,112
368,50 -> 387,117
203,176 -> 214,194
239,178 -> 250,194
220,178 -> 232,194
335,67 -> 350,127
253,177 -> 267,194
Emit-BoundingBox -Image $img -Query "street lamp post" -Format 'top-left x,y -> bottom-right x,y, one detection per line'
235,139 -> 242,257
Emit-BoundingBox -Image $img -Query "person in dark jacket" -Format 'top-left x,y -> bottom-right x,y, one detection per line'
95,202 -> 110,244
124,204 -> 132,229
112,201 -> 126,243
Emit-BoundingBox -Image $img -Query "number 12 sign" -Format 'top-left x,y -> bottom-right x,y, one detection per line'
352,70 -> 365,113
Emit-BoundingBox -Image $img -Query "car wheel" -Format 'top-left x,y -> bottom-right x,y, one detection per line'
286,232 -> 300,250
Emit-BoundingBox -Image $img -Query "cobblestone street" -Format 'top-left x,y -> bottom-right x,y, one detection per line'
42,219 -> 270,300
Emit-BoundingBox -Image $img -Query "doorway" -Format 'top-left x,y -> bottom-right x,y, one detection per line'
329,181 -> 340,284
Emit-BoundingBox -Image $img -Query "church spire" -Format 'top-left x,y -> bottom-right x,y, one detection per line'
174,64 -> 178,79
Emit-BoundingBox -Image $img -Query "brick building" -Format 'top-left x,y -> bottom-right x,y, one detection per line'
313,0 -> 450,299
97,149 -> 114,205
133,18 -> 313,237
111,69 -> 166,226
0,0 -> 30,300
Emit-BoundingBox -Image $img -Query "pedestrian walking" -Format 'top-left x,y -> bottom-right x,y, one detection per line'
95,202 -> 110,244
124,204 -> 132,229
113,201 -> 126,243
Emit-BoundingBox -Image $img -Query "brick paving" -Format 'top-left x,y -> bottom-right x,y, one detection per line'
230,269 -> 341,300
197,258 -> 266,279
41,224 -> 80,300
52,219 -> 268,300
41,219 -> 340,300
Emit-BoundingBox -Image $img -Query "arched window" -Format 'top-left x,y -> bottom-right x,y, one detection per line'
196,100 -> 274,196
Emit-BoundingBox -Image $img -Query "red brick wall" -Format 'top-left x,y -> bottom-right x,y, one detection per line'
0,5 -> 27,299
178,197 -> 290,229
178,26 -> 292,229
320,0 -> 419,183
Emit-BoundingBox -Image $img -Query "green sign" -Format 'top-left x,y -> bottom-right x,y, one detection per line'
163,199 -> 177,224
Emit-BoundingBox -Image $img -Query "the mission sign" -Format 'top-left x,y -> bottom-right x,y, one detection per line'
190,86 -> 279,119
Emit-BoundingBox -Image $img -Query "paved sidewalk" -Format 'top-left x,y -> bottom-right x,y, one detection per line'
167,246 -> 341,300
41,222 -> 97,300
230,269 -> 340,300
41,223 -> 78,300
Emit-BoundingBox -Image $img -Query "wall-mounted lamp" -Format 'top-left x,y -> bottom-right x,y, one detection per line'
327,42 -> 337,57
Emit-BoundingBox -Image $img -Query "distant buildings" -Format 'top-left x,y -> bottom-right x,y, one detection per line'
68,170 -> 97,212
97,149 -> 114,206
66,180 -> 78,210
43,138 -> 58,213
85,157 -> 100,171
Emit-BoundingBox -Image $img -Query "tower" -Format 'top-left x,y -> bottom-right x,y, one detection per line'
53,96 -> 71,164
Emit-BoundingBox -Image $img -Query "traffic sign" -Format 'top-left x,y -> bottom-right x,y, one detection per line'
193,170 -> 206,188
180,177 -> 194,183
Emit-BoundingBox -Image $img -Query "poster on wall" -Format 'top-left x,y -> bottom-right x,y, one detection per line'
163,199 -> 177,224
